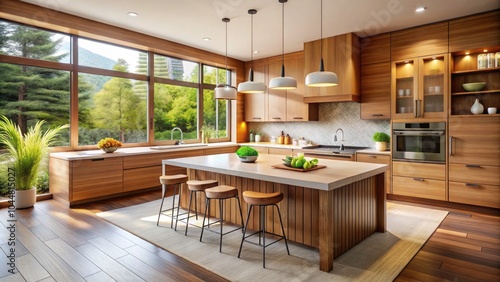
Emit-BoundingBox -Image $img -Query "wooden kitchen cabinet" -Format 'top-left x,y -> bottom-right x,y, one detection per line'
448,116 -> 500,208
303,33 -> 361,103
357,153 -> 391,194
360,62 -> 391,120
391,54 -> 448,120
390,22 -> 448,61
392,161 -> 446,201
448,10 -> 500,53
361,33 -> 391,65
52,157 -> 124,203
268,61 -> 287,122
244,52 -> 318,122
450,49 -> 500,116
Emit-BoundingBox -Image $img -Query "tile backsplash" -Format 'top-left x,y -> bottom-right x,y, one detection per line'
248,102 -> 390,148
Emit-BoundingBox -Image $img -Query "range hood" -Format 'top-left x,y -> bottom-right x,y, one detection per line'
303,33 -> 360,103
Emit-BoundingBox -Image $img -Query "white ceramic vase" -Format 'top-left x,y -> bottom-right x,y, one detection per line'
375,142 -> 387,151
15,188 -> 36,209
254,134 -> 261,142
470,99 -> 484,115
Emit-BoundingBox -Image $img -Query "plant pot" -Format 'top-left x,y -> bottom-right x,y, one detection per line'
15,188 -> 36,209
238,156 -> 258,163
375,142 -> 387,151
255,134 -> 261,142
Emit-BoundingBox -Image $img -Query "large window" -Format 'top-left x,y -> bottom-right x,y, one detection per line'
0,19 -> 232,148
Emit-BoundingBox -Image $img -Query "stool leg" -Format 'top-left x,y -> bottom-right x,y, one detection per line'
200,197 -> 210,242
185,190 -> 194,236
174,183 -> 182,231
261,205 -> 266,268
156,185 -> 166,226
170,184 -> 177,228
219,199 -> 224,252
275,204 -> 290,255
238,204 -> 253,258
194,192 -> 198,220
236,196 -> 244,231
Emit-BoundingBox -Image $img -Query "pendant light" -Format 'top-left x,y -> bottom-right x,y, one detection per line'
237,9 -> 266,94
269,0 -> 297,90
305,0 -> 338,87
214,18 -> 237,100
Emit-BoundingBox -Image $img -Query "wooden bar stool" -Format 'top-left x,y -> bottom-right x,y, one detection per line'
157,174 -> 188,229
238,191 -> 290,268
200,185 -> 244,252
184,179 -> 218,236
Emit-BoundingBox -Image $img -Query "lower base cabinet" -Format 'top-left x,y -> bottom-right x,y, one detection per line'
449,181 -> 500,209
392,161 -> 446,201
357,153 -> 391,194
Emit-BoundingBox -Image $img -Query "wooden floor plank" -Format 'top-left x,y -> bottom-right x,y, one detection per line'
28,224 -> 59,242
434,231 -> 500,250
75,243 -> 144,281
435,228 -> 467,238
0,272 -> 27,282
422,243 -> 500,269
417,250 -> 500,276
87,236 -> 128,259
83,271 -> 116,282
16,254 -> 51,281
45,238 -> 101,277
16,222 -> 86,282
441,262 -> 500,282
34,214 -> 94,247
428,236 -> 483,251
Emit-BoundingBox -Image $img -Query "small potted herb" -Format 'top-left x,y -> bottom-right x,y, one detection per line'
372,132 -> 390,151
236,146 -> 259,163
254,131 -> 262,142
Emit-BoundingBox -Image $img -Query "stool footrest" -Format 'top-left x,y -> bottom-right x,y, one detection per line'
241,230 -> 287,248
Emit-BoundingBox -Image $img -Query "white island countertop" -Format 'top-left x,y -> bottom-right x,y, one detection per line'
163,153 -> 387,191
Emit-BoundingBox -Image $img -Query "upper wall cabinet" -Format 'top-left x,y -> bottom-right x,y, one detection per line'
449,10 -> 500,53
360,34 -> 391,120
361,33 -> 391,65
304,33 -> 361,103
244,65 -> 268,122
391,22 -> 448,61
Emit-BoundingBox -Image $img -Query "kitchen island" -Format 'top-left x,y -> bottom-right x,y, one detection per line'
163,153 -> 387,272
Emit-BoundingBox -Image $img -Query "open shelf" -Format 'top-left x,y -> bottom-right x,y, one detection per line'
452,90 -> 500,96
452,67 -> 500,75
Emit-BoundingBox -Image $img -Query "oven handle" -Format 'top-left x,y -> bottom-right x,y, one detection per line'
393,130 -> 445,136
449,136 -> 453,156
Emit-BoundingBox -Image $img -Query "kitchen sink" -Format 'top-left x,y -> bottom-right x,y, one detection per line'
150,144 -> 208,150
301,145 -> 369,156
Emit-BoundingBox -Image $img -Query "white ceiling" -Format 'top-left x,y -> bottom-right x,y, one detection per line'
21,0 -> 500,62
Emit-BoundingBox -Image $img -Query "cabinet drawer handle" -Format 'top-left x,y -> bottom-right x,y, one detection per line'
449,136 -> 453,156
465,183 -> 481,188
372,114 -> 383,117
271,117 -> 281,120
413,178 -> 425,182
293,117 -> 303,120
91,158 -> 105,162
465,164 -> 481,168
252,117 -> 261,120
369,155 -> 377,158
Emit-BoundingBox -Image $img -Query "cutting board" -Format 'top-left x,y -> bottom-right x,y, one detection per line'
271,164 -> 326,172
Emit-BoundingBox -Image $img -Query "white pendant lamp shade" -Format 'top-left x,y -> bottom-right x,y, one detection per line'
305,59 -> 338,87
305,0 -> 338,88
270,0 -> 296,90
215,84 -> 237,99
238,9 -> 266,94
215,17 -> 237,100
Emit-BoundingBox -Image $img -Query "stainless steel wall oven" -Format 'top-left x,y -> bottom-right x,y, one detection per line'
392,122 -> 446,163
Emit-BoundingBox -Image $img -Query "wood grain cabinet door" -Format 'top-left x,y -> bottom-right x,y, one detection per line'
361,62 -> 391,120
71,157 -> 123,201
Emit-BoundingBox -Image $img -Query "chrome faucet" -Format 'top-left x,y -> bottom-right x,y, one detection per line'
171,127 -> 184,144
334,128 -> 345,151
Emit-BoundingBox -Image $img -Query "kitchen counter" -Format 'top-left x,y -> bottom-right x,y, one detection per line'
163,153 -> 387,272
50,142 -> 237,160
238,142 -> 312,150
164,153 -> 387,191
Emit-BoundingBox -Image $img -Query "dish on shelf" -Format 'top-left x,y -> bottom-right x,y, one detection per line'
462,82 -> 486,92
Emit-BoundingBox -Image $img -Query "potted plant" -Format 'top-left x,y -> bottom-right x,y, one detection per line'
372,132 -> 390,151
254,131 -> 262,142
201,124 -> 215,143
0,115 -> 68,208
236,146 -> 259,163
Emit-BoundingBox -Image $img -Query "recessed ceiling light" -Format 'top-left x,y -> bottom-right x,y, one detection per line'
128,12 -> 138,17
253,50 -> 259,54
415,7 -> 426,13
202,37 -> 211,41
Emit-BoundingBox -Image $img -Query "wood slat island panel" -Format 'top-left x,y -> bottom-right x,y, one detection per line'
164,153 -> 387,272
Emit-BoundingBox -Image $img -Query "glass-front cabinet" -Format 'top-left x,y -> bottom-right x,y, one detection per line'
392,54 -> 448,120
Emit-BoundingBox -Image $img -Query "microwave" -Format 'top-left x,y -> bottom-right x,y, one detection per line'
392,122 -> 446,163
